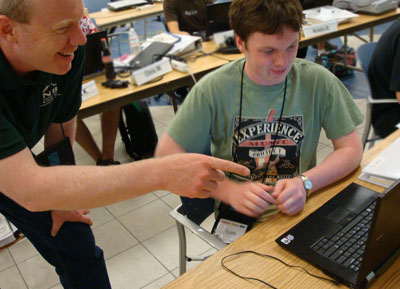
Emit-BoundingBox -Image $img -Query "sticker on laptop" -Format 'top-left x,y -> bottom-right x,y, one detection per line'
280,234 -> 294,245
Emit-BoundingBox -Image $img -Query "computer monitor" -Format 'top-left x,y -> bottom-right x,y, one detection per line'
205,0 -> 232,38
83,30 -> 107,80
300,0 -> 333,10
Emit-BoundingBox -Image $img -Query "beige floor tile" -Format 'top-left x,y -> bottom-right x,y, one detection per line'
160,193 -> 181,209
141,273 -> 175,289
9,238 -> 38,264
0,249 -> 15,272
142,226 -> 213,271
88,207 -> 115,229
49,284 -> 63,289
18,255 -> 59,289
93,219 -> 138,260
106,194 -> 157,218
170,247 -> 218,278
152,189 -> 171,198
106,244 -> 168,289
118,199 -> 175,242
0,266 -> 28,289
149,106 -> 176,126
317,145 -> 334,165
318,129 -> 331,146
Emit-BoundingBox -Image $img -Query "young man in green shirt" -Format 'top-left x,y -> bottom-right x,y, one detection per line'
156,0 -> 364,226
0,0 -> 249,287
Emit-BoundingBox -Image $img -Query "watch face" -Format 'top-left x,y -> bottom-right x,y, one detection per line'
304,179 -> 312,190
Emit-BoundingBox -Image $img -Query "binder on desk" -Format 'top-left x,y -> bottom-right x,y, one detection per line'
359,137 -> 400,187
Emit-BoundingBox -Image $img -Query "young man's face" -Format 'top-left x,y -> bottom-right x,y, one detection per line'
236,28 -> 299,86
11,0 -> 87,75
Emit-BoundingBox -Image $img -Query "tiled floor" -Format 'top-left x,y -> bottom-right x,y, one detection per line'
0,20 -> 392,288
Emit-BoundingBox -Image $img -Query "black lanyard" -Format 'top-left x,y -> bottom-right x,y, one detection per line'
233,60 -> 288,183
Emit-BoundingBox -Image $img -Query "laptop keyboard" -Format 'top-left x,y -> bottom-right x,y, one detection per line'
311,202 -> 376,272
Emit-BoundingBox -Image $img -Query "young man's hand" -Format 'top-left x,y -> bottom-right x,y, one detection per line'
272,178 -> 306,215
228,181 -> 275,217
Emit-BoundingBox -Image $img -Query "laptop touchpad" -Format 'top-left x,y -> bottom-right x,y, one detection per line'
326,207 -> 353,224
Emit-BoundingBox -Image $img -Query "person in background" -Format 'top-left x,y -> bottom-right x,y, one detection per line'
156,0 -> 363,229
78,10 -> 121,166
0,0 -> 249,287
163,0 -> 215,35
368,18 -> 400,138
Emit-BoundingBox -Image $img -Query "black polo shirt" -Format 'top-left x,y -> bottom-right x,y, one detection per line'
368,18 -> 400,137
0,46 -> 84,159
163,0 -> 215,34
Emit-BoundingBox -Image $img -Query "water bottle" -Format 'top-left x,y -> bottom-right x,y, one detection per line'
128,27 -> 141,57
100,38 -> 116,80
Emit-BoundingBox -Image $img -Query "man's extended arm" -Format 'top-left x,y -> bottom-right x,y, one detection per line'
0,138 -> 249,213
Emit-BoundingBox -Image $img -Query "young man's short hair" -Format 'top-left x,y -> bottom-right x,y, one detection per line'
0,0 -> 32,23
229,0 -> 303,43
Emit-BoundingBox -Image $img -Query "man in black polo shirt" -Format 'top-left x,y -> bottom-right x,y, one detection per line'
163,0 -> 216,35
0,0 -> 249,287
368,18 -> 400,138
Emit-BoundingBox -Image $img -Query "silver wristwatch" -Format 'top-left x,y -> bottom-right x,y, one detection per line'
300,175 -> 313,199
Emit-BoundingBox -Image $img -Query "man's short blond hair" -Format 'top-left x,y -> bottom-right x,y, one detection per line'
0,0 -> 32,23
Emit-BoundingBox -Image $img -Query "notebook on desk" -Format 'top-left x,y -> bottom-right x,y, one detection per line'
359,137 -> 400,187
106,0 -> 149,12
276,180 -> 400,289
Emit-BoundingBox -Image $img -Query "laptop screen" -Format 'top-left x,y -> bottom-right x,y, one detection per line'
300,0 -> 333,10
205,0 -> 232,38
83,30 -> 107,79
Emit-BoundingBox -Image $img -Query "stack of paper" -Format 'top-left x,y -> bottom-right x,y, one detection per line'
149,32 -> 180,44
303,6 -> 359,24
0,214 -> 16,248
359,137 -> 400,187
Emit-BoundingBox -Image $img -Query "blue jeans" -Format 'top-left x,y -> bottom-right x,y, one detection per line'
0,193 -> 111,289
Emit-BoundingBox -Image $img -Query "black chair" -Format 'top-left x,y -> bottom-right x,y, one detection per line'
356,42 -> 398,150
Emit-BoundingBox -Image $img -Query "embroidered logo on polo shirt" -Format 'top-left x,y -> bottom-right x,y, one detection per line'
184,9 -> 198,16
41,83 -> 60,107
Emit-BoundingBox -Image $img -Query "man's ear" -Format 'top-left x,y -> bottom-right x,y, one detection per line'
235,34 -> 246,54
0,16 -> 17,42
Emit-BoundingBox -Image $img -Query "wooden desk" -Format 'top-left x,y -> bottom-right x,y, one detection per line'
89,2 -> 164,36
78,41 -> 239,119
79,9 -> 400,119
299,8 -> 400,48
164,129 -> 400,289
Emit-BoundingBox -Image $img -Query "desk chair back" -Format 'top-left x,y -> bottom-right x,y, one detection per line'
357,42 -> 398,150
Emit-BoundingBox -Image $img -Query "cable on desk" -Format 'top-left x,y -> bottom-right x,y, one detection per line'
221,250 -> 338,288
114,66 -> 133,78
187,66 -> 197,84
198,50 -> 233,62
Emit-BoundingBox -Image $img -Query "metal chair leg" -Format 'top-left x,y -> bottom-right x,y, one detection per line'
176,221 -> 187,275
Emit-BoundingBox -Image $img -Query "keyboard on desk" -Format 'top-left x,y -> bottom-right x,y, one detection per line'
107,0 -> 149,11
311,202 -> 376,273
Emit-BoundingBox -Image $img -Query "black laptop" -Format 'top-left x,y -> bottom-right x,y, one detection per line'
129,41 -> 173,70
83,30 -> 107,80
276,180 -> 400,289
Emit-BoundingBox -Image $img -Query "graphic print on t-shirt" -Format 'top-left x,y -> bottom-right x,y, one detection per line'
232,109 -> 304,184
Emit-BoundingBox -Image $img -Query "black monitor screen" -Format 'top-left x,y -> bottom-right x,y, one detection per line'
300,0 -> 333,10
83,30 -> 107,79
206,0 -> 232,38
